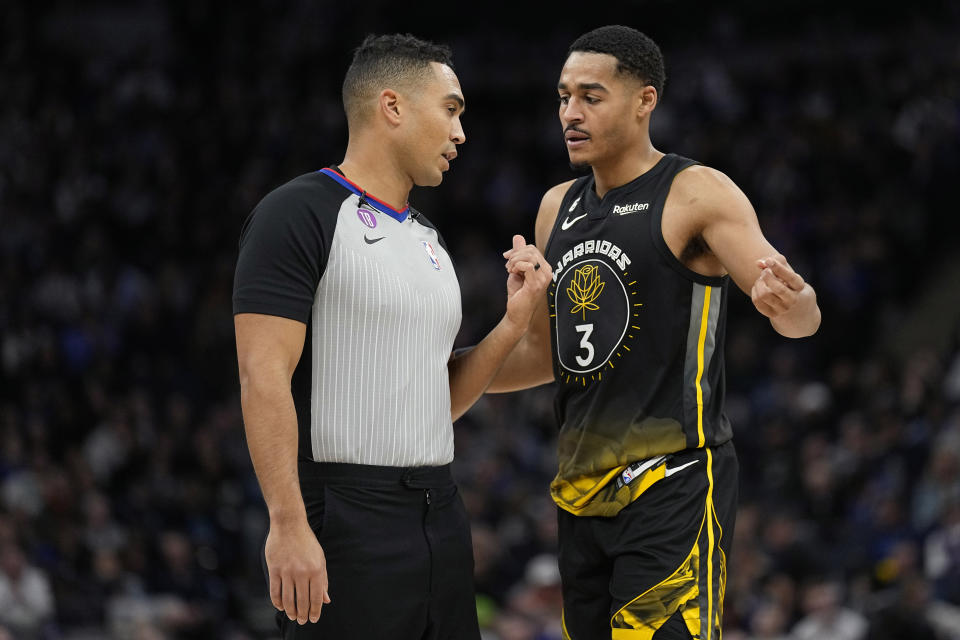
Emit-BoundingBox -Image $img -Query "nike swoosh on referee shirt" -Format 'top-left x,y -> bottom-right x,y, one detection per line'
561,213 -> 587,230
664,460 -> 699,477
364,235 -> 385,244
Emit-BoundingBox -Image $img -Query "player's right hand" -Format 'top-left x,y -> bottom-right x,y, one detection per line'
265,519 -> 331,625
750,254 -> 805,318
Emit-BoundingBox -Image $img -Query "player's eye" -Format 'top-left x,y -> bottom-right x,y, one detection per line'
584,96 -> 599,104
558,95 -> 570,105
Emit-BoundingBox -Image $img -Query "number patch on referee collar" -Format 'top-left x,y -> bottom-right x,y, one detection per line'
357,207 -> 377,228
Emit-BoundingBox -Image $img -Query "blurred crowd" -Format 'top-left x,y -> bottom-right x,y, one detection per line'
2,1 -> 959,638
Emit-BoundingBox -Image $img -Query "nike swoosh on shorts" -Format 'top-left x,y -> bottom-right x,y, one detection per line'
664,459 -> 700,477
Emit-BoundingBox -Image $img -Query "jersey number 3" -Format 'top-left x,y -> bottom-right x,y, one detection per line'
574,323 -> 595,367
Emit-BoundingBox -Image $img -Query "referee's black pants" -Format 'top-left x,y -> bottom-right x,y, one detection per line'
262,461 -> 481,640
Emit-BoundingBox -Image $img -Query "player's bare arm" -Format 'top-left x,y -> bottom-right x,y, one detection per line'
448,234 -> 553,420
486,179 -> 575,393
235,313 -> 331,624
663,166 -> 821,338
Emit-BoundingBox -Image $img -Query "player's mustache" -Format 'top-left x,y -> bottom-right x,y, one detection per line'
565,125 -> 590,137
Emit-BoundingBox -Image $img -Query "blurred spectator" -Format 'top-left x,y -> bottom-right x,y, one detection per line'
0,542 -> 55,639
790,578 -> 867,640
925,502 -> 960,604
504,554 -> 563,640
913,430 -> 960,532
746,601 -> 791,640
868,573 -> 941,640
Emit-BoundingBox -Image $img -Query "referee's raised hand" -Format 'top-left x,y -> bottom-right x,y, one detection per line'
265,519 -> 331,624
503,234 -> 553,328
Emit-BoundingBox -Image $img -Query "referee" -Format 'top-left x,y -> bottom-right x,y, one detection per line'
232,34 -> 551,639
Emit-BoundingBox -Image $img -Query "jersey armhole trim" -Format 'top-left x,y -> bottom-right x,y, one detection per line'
650,166 -> 729,288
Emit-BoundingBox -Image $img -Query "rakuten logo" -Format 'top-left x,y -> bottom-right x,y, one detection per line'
612,202 -> 649,215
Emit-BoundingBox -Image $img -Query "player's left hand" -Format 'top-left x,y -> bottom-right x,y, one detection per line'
751,255 -> 805,318
502,234 -> 552,329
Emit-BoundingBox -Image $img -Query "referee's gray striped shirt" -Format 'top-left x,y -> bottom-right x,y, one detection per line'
233,169 -> 462,467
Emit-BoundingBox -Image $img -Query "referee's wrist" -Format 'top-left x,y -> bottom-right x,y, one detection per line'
497,314 -> 527,342
268,506 -> 309,528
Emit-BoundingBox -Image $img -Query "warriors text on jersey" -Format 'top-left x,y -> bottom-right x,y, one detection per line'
544,154 -> 733,517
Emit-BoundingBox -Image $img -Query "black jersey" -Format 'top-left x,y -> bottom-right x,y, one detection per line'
544,154 -> 733,517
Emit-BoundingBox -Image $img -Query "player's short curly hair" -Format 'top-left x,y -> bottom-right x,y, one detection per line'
568,26 -> 665,95
342,33 -> 454,126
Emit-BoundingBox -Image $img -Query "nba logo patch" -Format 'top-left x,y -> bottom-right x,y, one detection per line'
422,241 -> 441,270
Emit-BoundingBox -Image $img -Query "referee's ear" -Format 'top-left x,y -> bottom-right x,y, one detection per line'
379,89 -> 402,126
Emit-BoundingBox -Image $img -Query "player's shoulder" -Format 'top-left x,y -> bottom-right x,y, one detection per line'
537,179 -> 579,221
535,179 -> 578,241
671,164 -> 744,202
669,164 -> 755,225
541,179 -> 578,206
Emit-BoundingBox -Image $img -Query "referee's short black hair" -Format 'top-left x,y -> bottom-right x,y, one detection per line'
568,26 -> 665,96
342,33 -> 455,126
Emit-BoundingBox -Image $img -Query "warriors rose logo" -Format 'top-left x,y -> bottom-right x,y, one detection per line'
550,245 -> 642,385
568,264 -> 605,321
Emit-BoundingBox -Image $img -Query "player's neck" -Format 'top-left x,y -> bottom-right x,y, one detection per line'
338,144 -> 412,212
592,146 -> 664,199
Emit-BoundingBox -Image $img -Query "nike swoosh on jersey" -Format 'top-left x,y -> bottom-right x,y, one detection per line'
364,235 -> 385,244
561,213 -> 587,230
664,459 -> 700,477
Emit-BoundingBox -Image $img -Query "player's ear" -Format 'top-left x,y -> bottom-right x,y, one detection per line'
637,85 -> 658,117
379,89 -> 402,126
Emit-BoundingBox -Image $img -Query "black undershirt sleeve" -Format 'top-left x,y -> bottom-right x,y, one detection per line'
232,181 -> 332,324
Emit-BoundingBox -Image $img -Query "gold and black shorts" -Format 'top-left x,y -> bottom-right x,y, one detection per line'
558,441 -> 738,640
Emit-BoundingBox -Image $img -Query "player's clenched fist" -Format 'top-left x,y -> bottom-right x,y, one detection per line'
502,234 -> 552,328
503,234 -> 553,289
750,255 -> 805,318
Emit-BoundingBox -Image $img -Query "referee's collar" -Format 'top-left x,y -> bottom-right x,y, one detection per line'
318,167 -> 410,222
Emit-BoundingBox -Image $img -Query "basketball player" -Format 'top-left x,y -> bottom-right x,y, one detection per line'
233,34 -> 551,639
492,25 -> 821,639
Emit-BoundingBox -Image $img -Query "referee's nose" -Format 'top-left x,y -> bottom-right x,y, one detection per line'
451,115 -> 465,145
